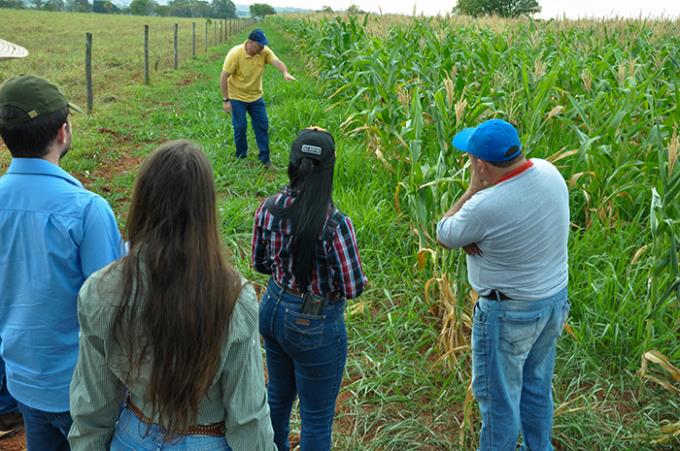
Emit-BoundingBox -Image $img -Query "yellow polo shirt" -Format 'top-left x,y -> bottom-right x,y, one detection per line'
222,42 -> 279,102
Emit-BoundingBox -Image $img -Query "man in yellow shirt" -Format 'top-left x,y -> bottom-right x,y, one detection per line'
220,29 -> 295,168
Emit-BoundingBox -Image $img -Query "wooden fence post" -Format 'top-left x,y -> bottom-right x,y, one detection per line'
192,22 -> 196,58
173,23 -> 179,69
85,32 -> 93,114
144,25 -> 149,85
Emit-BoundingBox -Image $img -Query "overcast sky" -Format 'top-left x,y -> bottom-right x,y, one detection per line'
259,0 -> 680,18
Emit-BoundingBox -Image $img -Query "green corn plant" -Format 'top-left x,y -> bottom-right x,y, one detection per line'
640,125 -> 680,386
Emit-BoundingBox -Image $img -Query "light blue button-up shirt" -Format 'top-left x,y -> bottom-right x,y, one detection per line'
0,158 -> 123,412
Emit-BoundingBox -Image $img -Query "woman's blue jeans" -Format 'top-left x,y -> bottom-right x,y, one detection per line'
472,288 -> 570,451
259,278 -> 347,451
230,97 -> 270,164
110,406 -> 231,451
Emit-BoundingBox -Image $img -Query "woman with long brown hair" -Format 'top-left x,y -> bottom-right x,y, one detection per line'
68,140 -> 276,450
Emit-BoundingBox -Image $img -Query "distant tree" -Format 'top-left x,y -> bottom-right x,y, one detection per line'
154,3 -> 170,15
321,6 -> 332,13
453,0 -> 540,17
30,0 -> 44,9
93,0 -> 119,13
249,3 -> 275,20
0,0 -> 24,8
43,0 -> 64,10
129,0 -> 154,15
346,4 -> 364,14
162,0 -> 214,17
191,0 -> 212,17
167,0 -> 191,16
67,0 -> 91,12
212,0 -> 236,18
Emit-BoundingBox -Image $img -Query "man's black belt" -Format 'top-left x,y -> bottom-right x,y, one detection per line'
485,290 -> 512,301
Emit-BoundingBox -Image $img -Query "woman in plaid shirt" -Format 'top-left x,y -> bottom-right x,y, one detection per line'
252,127 -> 367,451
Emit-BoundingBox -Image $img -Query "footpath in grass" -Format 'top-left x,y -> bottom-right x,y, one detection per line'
1,20 -> 675,451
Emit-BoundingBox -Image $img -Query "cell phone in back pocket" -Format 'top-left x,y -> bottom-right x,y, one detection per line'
301,292 -> 325,315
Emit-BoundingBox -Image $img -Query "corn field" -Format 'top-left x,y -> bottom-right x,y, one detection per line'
274,13 -> 680,446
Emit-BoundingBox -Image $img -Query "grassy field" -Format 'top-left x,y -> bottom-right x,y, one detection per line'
1,8 -> 679,450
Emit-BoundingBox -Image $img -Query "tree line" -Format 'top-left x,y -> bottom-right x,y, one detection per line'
0,1 -> 541,21
0,0 -> 279,19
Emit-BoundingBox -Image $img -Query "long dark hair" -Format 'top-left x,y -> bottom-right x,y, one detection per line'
111,140 -> 241,434
270,155 -> 335,292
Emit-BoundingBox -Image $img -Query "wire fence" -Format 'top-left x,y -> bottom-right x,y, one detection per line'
0,12 -> 255,113
79,18 -> 253,113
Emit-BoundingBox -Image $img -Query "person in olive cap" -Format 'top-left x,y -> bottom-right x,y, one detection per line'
436,119 -> 570,450
252,127 -> 367,450
0,75 -> 123,451
0,37 -> 28,437
220,29 -> 296,169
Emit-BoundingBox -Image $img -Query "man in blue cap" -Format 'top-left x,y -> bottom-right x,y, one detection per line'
437,119 -> 570,450
0,75 -> 123,450
220,29 -> 296,169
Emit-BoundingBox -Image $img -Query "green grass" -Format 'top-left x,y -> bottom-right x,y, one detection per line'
1,9 -> 678,450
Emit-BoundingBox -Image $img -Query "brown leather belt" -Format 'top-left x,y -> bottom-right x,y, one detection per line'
125,394 -> 225,437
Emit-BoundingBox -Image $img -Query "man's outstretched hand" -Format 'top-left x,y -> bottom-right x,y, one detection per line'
283,72 -> 296,81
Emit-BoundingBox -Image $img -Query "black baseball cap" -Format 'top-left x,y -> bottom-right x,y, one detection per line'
290,127 -> 335,170
0,75 -> 83,126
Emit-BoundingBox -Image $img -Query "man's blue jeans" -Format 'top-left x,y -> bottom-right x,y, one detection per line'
259,278 -> 347,451
17,402 -> 72,451
110,406 -> 232,450
0,350 -> 18,414
230,97 -> 270,164
471,288 -> 570,451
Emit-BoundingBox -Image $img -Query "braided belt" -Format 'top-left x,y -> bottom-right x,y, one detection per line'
125,394 -> 225,437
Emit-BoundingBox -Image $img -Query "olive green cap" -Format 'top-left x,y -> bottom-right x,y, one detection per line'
0,75 -> 83,126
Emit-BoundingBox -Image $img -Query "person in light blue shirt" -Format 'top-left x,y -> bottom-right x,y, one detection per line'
0,37 -> 28,436
0,75 -> 123,451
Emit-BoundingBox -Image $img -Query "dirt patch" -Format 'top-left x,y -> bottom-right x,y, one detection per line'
97,127 -> 135,144
75,148 -> 144,194
0,426 -> 26,451
93,153 -> 144,182
289,432 -> 300,449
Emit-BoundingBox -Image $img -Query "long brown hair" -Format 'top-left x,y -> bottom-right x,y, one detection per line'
112,140 -> 241,434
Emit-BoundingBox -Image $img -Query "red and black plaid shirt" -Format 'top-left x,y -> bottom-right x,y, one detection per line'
251,187 -> 367,299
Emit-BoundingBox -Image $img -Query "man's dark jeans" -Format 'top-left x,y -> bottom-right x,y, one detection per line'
230,97 -> 270,164
0,350 -> 18,414
17,402 -> 72,451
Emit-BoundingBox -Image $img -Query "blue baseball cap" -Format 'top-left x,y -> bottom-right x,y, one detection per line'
248,29 -> 269,47
452,119 -> 522,163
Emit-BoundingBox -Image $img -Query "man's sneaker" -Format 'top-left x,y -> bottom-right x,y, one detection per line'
262,161 -> 276,170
